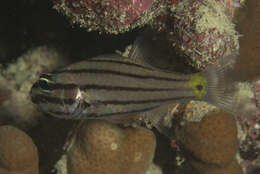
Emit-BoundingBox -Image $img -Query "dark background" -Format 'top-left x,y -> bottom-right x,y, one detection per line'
0,0 -> 140,66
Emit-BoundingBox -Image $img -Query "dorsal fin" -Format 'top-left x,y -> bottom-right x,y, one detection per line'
129,29 -> 190,73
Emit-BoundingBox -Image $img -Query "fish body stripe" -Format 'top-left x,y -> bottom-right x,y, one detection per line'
53,69 -> 188,83
44,83 -> 189,92
49,105 -> 160,119
99,96 -> 195,105
33,93 -> 195,106
32,93 -> 78,105
84,59 -> 155,71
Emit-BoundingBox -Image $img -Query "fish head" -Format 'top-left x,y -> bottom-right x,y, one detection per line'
30,73 -> 81,118
30,73 -> 57,104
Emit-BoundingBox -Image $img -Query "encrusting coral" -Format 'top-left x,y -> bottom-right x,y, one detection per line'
151,0 -> 240,70
52,0 -> 164,34
0,125 -> 39,174
175,111 -> 241,174
67,120 -> 156,174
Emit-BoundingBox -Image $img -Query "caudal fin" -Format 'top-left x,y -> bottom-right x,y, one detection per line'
202,53 -> 239,115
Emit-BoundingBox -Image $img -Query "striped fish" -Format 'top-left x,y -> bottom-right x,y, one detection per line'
30,54 -> 236,120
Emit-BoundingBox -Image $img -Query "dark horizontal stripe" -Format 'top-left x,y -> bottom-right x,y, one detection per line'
48,105 -> 160,119
43,82 -> 188,92
32,94 -> 90,108
100,96 -> 195,105
84,59 -> 155,71
95,105 -> 160,118
40,83 -> 77,91
52,59 -> 154,74
32,94 -> 74,104
33,93 -> 194,106
80,85 -> 187,92
52,69 -> 187,82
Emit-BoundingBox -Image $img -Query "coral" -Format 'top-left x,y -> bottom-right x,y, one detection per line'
67,120 -> 156,174
191,158 -> 242,174
0,125 -> 39,174
183,101 -> 218,122
52,0 -> 165,34
175,111 -> 240,173
231,0 -> 260,81
234,80 -> 260,174
0,46 -> 70,128
217,0 -> 242,17
153,0 -> 239,70
236,80 -> 260,141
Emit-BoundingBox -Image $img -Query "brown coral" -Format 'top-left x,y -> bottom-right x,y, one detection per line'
232,0 -> 260,81
191,158 -> 242,174
175,111 -> 241,173
67,120 -> 156,174
0,125 -> 39,174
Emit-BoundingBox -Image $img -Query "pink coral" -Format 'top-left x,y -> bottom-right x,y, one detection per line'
77,0 -> 154,26
52,0 -> 162,33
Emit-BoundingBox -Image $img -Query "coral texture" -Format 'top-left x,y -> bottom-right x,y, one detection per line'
67,120 -> 156,174
168,0 -> 239,69
234,80 -> 260,174
217,0 -> 242,17
0,125 -> 39,174
52,0 -> 164,34
176,111 -> 240,173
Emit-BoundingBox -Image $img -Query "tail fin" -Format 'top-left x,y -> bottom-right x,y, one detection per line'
202,53 -> 239,115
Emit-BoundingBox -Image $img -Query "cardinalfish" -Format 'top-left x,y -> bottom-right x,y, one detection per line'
30,53 -> 236,121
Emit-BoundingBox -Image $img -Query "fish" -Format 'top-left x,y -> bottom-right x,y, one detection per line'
30,53 -> 237,121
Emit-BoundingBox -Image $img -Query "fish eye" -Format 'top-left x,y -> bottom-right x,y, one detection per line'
39,78 -> 51,89
196,84 -> 203,91
38,74 -> 54,90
